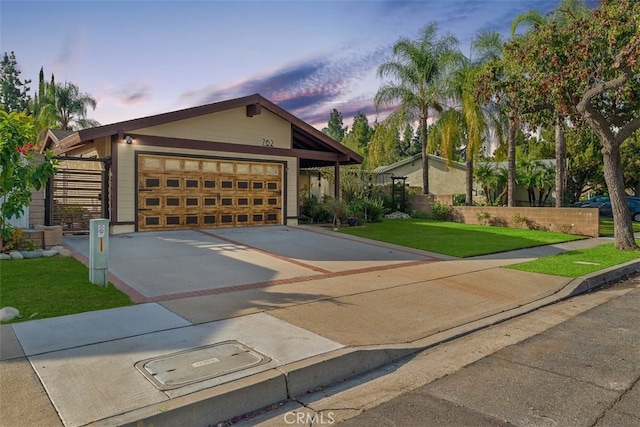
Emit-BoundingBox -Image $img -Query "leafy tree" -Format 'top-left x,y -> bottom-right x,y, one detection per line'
375,22 -> 460,194
398,124 -> 416,158
565,127 -> 604,202
0,52 -> 31,113
621,131 -> 640,195
367,122 -> 400,168
0,109 -> 57,241
503,0 -> 639,250
511,0 -> 590,207
322,108 -> 347,142
54,81 -> 99,130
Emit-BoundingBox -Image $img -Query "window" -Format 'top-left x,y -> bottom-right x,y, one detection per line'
204,215 -> 216,224
166,179 -> 180,188
167,198 -> 179,206
185,215 -> 198,224
146,178 -> 160,187
221,181 -> 233,189
186,198 -> 198,206
166,216 -> 180,225
146,198 -> 160,206
204,180 -> 216,188
186,180 -> 198,188
145,217 -> 160,226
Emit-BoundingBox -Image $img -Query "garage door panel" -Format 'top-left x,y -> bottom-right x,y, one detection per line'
138,154 -> 282,231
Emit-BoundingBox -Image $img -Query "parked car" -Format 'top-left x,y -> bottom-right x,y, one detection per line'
572,195 -> 611,207
576,195 -> 640,208
597,198 -> 640,221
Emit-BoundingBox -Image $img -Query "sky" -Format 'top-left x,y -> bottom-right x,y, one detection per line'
1,0 -> 593,131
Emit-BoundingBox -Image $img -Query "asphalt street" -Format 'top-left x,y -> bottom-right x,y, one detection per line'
340,276 -> 640,427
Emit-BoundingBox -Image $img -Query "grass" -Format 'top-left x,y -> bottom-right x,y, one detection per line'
599,218 -> 640,236
339,219 -> 583,257
0,256 -> 134,323
507,240 -> 640,278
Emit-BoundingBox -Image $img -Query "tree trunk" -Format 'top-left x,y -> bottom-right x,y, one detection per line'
421,116 -> 429,195
507,119 -> 517,207
466,158 -> 473,205
601,141 -> 638,250
635,181 -> 640,197
555,117 -> 566,207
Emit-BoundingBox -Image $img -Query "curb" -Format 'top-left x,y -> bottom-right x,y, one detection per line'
96,260 -> 640,427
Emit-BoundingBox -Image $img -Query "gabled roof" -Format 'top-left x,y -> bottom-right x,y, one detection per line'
42,93 -> 362,166
374,153 -> 465,174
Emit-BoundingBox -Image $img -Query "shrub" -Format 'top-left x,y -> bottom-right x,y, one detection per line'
453,193 -> 466,206
430,200 -> 451,221
558,224 -> 574,234
362,198 -> 386,222
1,227 -> 24,252
511,213 -> 529,229
476,210 -> 492,225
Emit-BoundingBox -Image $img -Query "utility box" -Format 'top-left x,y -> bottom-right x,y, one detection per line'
89,219 -> 109,286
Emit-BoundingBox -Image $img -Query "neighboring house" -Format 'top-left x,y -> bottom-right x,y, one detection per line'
374,153 -> 467,196
42,93 -> 362,234
374,154 -> 560,206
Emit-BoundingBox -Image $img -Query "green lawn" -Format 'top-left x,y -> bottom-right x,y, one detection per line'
599,219 -> 640,236
339,219 -> 583,257
507,240 -> 640,278
0,256 -> 134,322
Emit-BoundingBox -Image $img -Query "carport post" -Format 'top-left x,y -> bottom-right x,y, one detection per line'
89,218 -> 109,286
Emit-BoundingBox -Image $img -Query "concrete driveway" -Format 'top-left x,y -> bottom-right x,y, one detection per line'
64,226 -> 439,301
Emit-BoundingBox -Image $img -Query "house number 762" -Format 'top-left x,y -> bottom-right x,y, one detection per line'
262,138 -> 274,147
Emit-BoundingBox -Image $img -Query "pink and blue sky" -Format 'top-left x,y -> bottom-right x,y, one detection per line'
1,0 -> 597,130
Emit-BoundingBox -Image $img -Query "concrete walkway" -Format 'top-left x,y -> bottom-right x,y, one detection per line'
1,227 -> 638,427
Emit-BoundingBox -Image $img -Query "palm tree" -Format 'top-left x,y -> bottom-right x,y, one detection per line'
374,22 -> 460,195
511,0 -> 589,207
430,31 -> 506,205
54,81 -> 99,130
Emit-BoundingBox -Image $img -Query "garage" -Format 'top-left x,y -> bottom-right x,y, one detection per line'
42,93 -> 362,234
137,154 -> 282,230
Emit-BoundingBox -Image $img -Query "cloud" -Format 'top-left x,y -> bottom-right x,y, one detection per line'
178,45 -> 388,127
98,82 -> 152,107
53,26 -> 87,70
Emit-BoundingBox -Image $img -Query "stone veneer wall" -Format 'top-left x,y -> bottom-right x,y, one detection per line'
452,206 -> 600,237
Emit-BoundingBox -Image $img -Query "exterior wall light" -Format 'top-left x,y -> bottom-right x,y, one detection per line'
124,135 -> 134,144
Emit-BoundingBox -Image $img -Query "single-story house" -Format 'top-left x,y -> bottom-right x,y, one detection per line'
42,93 -> 362,234
374,154 -> 560,206
374,153 -> 467,196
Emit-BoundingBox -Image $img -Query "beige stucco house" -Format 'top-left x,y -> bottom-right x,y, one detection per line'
42,94 -> 362,234
374,153 -> 467,196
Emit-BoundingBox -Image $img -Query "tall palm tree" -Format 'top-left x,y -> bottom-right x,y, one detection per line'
431,31 -> 506,205
511,0 -> 589,207
54,81 -> 99,130
374,22 -> 460,195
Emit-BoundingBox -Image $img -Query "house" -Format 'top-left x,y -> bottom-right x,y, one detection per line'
374,153 -> 467,196
42,94 -> 362,234
374,153 -> 560,206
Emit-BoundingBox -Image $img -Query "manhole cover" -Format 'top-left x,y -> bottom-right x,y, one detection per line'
135,340 -> 271,390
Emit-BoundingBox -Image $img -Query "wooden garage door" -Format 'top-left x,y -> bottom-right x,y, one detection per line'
137,154 -> 282,231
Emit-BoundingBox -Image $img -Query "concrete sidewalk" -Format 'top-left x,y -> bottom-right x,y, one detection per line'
1,229 -> 638,427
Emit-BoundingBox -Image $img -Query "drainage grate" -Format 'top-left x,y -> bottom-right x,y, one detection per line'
135,340 -> 271,390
